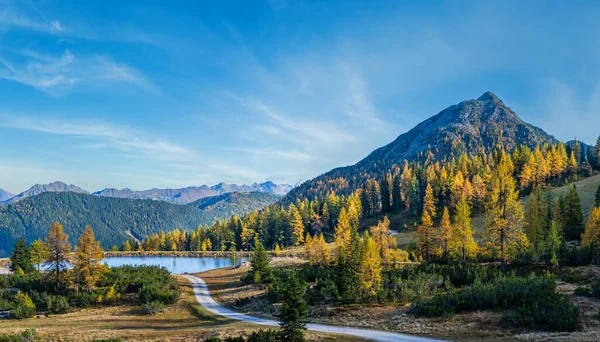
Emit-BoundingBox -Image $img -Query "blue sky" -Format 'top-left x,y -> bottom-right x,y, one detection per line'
1,0 -> 600,194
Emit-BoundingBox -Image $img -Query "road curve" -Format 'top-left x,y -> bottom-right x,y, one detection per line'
183,274 -> 445,342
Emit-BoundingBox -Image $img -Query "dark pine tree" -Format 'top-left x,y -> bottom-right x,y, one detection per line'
250,240 -> 270,283
392,175 -> 402,211
278,271 -> 307,342
9,238 -> 35,274
560,185 -> 584,241
380,175 -> 391,214
595,185 -> 600,208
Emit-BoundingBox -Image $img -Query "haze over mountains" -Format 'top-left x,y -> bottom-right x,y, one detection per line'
286,91 -> 562,201
1,181 -> 293,205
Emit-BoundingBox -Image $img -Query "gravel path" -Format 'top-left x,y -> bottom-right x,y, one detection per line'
183,274 -> 445,342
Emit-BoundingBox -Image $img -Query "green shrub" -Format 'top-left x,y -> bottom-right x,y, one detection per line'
223,337 -> 244,342
0,329 -> 38,342
205,337 -> 221,342
504,295 -> 581,331
140,301 -> 164,315
138,284 -> 179,305
591,279 -> 600,299
414,275 -> 582,331
247,329 -> 280,342
11,292 -> 36,320
573,286 -> 592,297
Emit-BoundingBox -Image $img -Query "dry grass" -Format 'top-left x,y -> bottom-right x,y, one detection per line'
199,261 -> 600,342
1,272 -> 357,341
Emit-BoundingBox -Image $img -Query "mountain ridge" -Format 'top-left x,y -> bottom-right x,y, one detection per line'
3,181 -> 294,206
285,91 -> 560,201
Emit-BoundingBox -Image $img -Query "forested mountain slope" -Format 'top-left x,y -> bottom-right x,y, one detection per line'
285,92 -> 558,202
0,190 -> 276,256
189,192 -> 279,218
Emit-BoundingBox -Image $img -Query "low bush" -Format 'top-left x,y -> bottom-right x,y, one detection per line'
11,291 -> 36,320
138,284 -> 179,305
205,329 -> 281,342
140,301 -> 164,315
504,295 -> 582,331
592,279 -> 600,299
573,286 -> 592,297
0,329 -> 38,342
414,275 -> 582,331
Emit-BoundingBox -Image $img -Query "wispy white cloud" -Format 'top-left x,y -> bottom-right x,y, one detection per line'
0,114 -> 193,162
0,50 -> 158,95
224,147 -> 313,161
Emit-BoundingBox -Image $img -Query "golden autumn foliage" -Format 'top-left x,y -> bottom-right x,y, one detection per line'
582,207 -> 600,248
417,209 -> 435,260
74,226 -> 107,292
45,221 -> 72,288
359,232 -> 382,296
304,233 -> 330,266
450,195 -> 477,261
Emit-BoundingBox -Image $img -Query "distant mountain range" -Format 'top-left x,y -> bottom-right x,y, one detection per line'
1,181 -> 293,205
0,190 -> 280,256
286,91 -> 563,201
0,189 -> 15,202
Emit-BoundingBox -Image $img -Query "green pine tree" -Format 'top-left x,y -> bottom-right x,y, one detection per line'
10,239 -> 35,274
543,220 -> 561,268
595,185 -> 600,208
250,240 -> 270,283
278,271 -> 307,342
561,185 -> 584,241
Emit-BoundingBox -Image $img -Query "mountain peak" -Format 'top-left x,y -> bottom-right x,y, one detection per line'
477,91 -> 502,103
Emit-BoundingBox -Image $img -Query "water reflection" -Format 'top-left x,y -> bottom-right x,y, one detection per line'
103,256 -> 246,274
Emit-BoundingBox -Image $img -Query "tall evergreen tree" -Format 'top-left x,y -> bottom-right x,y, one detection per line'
524,185 -> 548,250
392,175 -> 402,211
250,240 -> 270,283
423,182 -> 436,218
288,205 -> 305,246
380,174 -> 391,213
595,185 -> 600,208
278,271 -> 307,342
561,185 -> 584,241
543,220 -> 561,268
9,239 -> 34,274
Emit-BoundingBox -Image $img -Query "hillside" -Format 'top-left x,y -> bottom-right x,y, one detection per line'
0,190 -> 274,256
286,91 -> 558,201
188,192 -> 280,218
389,173 -> 600,246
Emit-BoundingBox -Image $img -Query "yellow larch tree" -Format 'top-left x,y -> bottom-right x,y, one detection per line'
417,209 -> 435,261
74,226 -> 107,293
423,182 -> 436,218
288,204 -> 305,246
359,232 -> 382,296
450,195 -> 477,261
45,221 -> 72,288
334,207 -> 352,251
438,207 -> 452,259
581,207 -> 600,250
483,151 -> 525,262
